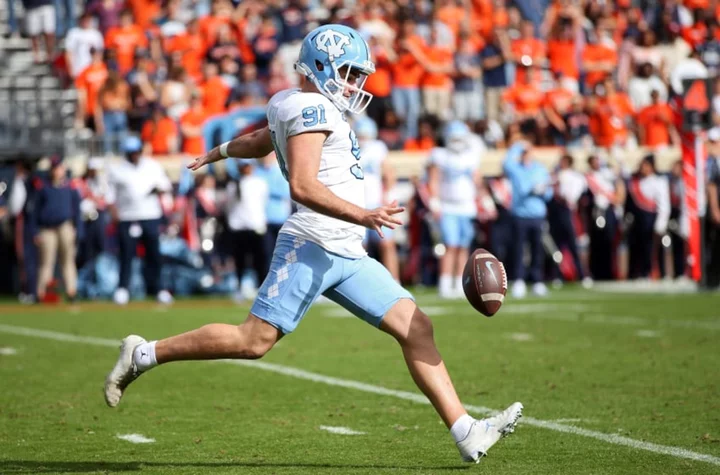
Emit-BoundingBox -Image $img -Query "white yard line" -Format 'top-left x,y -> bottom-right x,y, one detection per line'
0,346 -> 18,355
319,426 -> 366,435
1,323 -> 719,467
116,433 -> 155,444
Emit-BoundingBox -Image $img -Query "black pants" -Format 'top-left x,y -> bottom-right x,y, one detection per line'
231,229 -> 267,286
118,219 -> 162,295
588,207 -> 617,280
628,210 -> 656,279
513,217 -> 545,283
78,210 -> 108,268
490,211 -> 514,280
548,201 -> 585,280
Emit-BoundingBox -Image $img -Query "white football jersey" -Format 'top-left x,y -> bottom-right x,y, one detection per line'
267,88 -> 367,258
360,139 -> 388,209
428,140 -> 482,217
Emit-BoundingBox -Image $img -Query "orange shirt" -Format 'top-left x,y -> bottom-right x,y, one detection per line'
166,33 -> 206,80
471,0 -> 493,39
391,35 -> 425,88
198,15 -> 231,46
128,0 -> 160,28
75,63 -> 109,116
684,0 -> 709,9
200,77 -> 230,116
547,39 -> 578,79
544,87 -> 574,115
591,93 -> 634,147
141,117 -> 178,155
105,25 -> 148,74
364,48 -> 392,98
421,45 -> 453,89
404,136 -> 436,151
180,108 -> 208,156
681,23 -> 708,50
637,103 -> 673,147
582,44 -> 617,89
503,83 -> 544,115
436,5 -> 465,39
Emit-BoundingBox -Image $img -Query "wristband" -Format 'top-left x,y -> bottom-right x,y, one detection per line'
219,142 -> 230,158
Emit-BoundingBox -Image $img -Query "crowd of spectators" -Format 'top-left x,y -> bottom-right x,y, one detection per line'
5,0 -> 718,156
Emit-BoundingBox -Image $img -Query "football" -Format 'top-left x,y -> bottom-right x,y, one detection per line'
462,249 -> 508,317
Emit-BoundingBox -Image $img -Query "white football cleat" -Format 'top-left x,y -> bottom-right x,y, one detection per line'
104,335 -> 146,407
157,290 -> 174,305
456,402 -> 524,463
113,288 -> 130,306
511,280 -> 527,299
532,282 -> 549,297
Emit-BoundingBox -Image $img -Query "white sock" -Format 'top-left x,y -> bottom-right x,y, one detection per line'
450,414 -> 475,443
133,341 -> 158,373
453,275 -> 463,293
439,274 -> 452,295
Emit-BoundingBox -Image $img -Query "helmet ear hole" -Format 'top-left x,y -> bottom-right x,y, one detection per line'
315,60 -> 324,72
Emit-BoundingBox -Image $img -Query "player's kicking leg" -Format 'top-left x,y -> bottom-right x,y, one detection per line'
104,315 -> 282,407
379,299 -> 523,462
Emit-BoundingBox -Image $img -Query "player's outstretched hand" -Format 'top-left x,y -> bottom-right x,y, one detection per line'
362,200 -> 405,239
187,149 -> 221,171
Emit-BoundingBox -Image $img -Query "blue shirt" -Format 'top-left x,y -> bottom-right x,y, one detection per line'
502,143 -> 552,219
32,179 -> 84,237
480,45 -> 508,88
254,162 -> 291,225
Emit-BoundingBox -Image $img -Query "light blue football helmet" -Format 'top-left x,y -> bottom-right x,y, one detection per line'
295,24 -> 376,114
443,120 -> 471,152
353,116 -> 378,140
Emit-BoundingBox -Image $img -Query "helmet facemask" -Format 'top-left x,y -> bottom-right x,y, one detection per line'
313,60 -> 374,114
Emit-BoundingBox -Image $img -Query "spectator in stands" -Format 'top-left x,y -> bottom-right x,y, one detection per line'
141,106 -> 179,155
104,9 -> 148,76
581,24 -> 618,93
637,89 -> 677,150
160,65 -> 191,121
565,96 -> 592,149
547,11 -> 581,92
225,160 -> 268,302
419,26 -> 454,121
278,0 -> 309,43
22,0 -> 56,63
97,71 -> 130,155
503,65 -> 545,142
54,0 -> 75,37
391,16 -> 424,141
543,73 -> 575,146
180,93 -> 208,157
503,139 -> 552,298
628,62 -> 668,110
589,78 -> 635,150
404,114 -> 438,152
452,30 -> 483,123
252,13 -> 281,78
126,51 -> 158,132
480,30 -> 511,124
511,20 -> 546,84
86,0 -> 124,34
265,57 -> 293,98
206,22 -> 241,66
228,63 -> 267,108
254,152 -> 291,270
65,12 -> 104,78
199,62 -> 230,116
75,47 -> 109,131
5,0 -> 20,39
107,136 -> 173,305
364,34 -> 396,129
34,156 -> 82,303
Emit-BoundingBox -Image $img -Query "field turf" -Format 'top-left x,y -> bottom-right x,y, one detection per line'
0,289 -> 719,474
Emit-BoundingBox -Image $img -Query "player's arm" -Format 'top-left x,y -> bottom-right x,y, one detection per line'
187,126 -> 274,171
286,132 -> 403,238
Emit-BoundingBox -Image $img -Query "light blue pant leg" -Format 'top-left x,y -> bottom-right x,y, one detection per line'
7,0 -> 17,34
392,87 -> 420,141
325,256 -> 414,328
440,214 -> 474,248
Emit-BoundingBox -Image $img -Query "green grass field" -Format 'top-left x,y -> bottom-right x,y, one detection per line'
1,289 -> 719,474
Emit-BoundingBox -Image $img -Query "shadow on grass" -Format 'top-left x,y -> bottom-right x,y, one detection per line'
0,460 -> 471,473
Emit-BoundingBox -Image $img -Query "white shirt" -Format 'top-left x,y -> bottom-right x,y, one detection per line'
556,169 -> 587,209
586,168 -> 617,211
267,88 -> 367,258
627,76 -> 668,110
9,176 -> 27,216
65,27 -> 104,77
633,174 -> 671,234
107,157 -> 172,222
360,138 -> 389,210
428,139 -> 482,217
225,175 -> 268,233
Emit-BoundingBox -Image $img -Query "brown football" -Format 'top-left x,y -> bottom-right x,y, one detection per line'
462,248 -> 508,317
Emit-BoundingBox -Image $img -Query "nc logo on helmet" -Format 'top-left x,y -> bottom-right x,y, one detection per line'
315,30 -> 350,61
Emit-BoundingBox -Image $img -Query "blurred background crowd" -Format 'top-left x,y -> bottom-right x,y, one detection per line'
0,0 -> 719,304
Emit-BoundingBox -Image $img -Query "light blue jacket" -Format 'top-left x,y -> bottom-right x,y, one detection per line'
502,143 -> 552,219
254,162 -> 291,225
